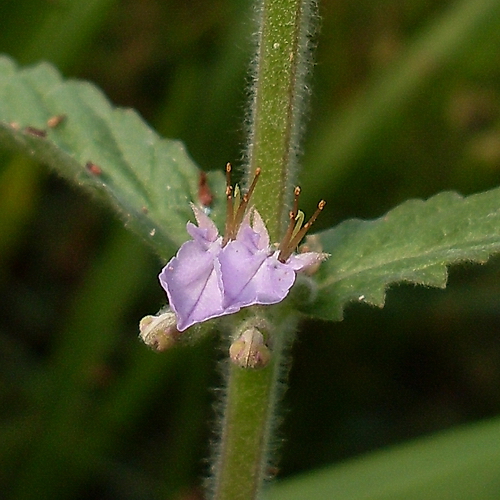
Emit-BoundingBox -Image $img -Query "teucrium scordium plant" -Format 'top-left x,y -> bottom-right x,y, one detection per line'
2,0 -> 500,498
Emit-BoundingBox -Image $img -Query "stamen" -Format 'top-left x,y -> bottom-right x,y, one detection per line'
233,167 -> 261,231
291,186 -> 301,219
224,163 -> 234,244
279,200 -> 326,262
278,186 -> 301,254
223,165 -> 262,245
246,167 -> 261,203
233,185 -> 241,220
288,200 -> 325,250
290,210 -> 305,241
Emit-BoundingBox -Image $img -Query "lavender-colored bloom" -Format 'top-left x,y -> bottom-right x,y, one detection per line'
159,205 -> 326,331
159,205 -> 225,332
221,210 -> 327,309
220,210 -> 296,309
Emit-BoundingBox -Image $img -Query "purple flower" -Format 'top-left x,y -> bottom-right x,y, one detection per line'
159,205 -> 326,332
159,205 -> 226,331
220,210 -> 300,309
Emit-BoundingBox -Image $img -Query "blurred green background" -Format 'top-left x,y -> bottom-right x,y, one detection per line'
1,0 -> 500,499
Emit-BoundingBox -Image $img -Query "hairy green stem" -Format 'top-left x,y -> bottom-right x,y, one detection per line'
210,311 -> 298,500
209,0 -> 316,499
246,0 -> 316,241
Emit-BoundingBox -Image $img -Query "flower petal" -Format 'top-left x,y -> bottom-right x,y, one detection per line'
159,236 -> 224,331
286,251 -> 329,271
186,203 -> 220,247
158,203 -> 327,331
159,203 -> 224,331
235,208 -> 270,250
220,242 -> 296,309
251,209 -> 270,249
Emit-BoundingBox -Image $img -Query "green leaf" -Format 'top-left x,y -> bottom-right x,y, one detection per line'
307,187 -> 500,321
266,416 -> 500,500
0,55 -> 225,259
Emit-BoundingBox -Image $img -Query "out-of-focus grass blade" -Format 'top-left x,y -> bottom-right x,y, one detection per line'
267,417 -> 500,500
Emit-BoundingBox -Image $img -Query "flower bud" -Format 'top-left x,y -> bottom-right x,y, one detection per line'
139,309 -> 180,352
229,327 -> 271,369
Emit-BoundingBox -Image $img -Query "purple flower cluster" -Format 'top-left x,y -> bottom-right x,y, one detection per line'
159,205 -> 326,331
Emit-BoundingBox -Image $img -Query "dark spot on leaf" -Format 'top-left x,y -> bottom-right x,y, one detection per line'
198,171 -> 213,207
86,161 -> 103,176
47,114 -> 66,128
24,126 -> 47,138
